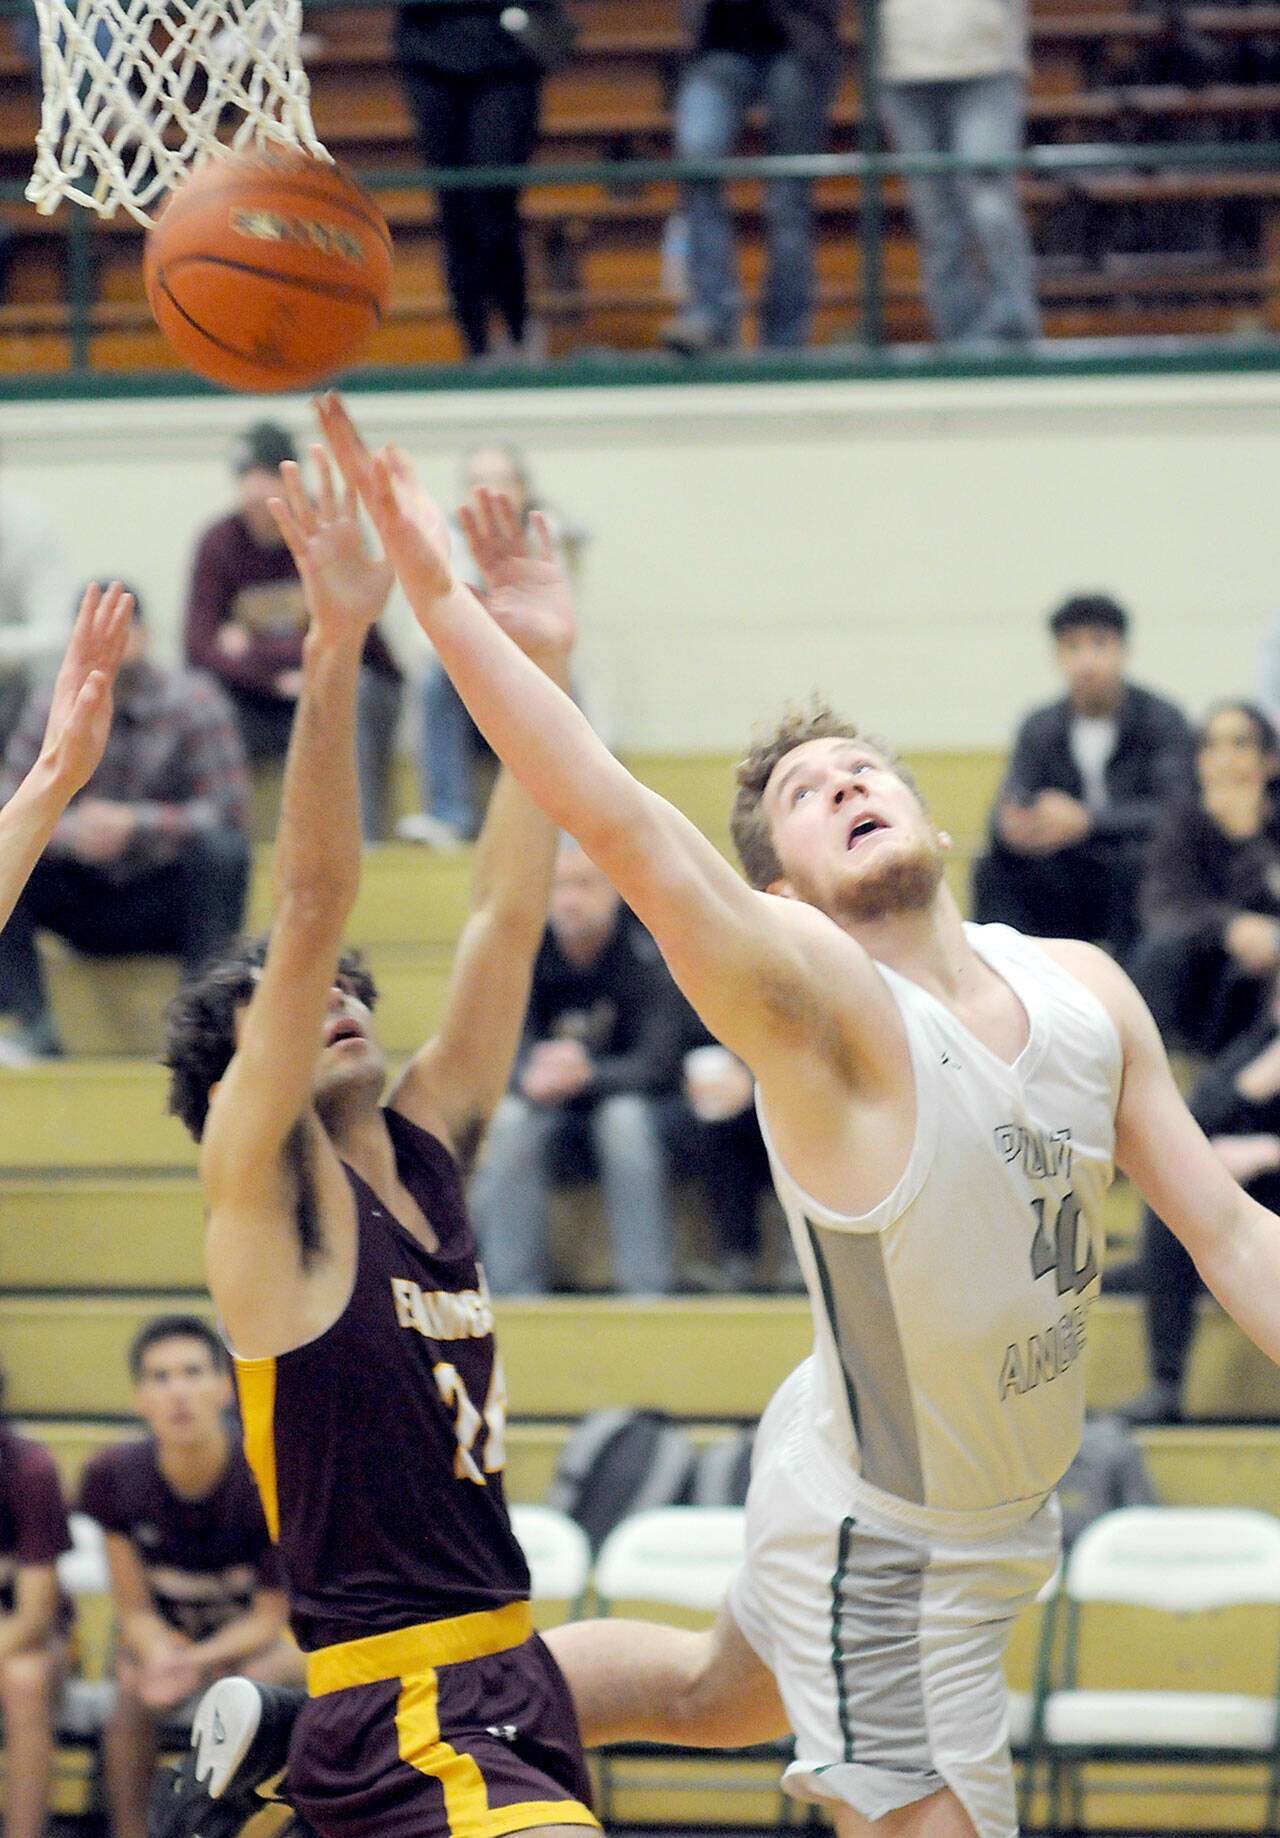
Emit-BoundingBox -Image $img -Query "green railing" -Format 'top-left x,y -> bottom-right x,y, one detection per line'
4,0 -> 1280,379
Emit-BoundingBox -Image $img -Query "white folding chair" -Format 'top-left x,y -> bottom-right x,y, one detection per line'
590,1506 -> 790,1824
508,1503 -> 591,1626
1034,1506 -> 1280,1833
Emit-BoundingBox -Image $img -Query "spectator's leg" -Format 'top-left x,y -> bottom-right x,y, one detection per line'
469,1094 -> 563,1294
0,1643 -> 64,1838
1127,931 -> 1228,1053
168,831 -> 253,978
879,80 -> 982,343
0,873 -> 53,1027
102,1660 -> 159,1838
423,663 -> 482,837
758,51 -> 832,348
950,72 -> 1040,342
669,51 -> 753,347
464,71 -> 541,349
355,663 -> 403,842
399,65 -> 490,354
700,1108 -> 769,1266
1119,1206 -> 1201,1421
590,1093 -> 676,1295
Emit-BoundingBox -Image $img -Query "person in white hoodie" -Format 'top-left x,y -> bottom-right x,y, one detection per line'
876,0 -> 1039,346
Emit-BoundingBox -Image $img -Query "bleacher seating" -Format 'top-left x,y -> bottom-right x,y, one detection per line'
3,2 -> 1280,370
8,744 -> 1280,1828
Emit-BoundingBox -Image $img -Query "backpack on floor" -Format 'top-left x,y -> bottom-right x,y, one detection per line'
544,1408 -> 698,1555
689,1424 -> 756,1507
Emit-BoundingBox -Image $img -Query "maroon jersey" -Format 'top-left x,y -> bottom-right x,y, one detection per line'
236,1111 -> 530,1653
0,1423 -> 71,1616
78,1434 -> 282,1640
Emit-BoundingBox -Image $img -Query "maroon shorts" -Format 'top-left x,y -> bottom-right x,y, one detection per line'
287,1632 -> 598,1838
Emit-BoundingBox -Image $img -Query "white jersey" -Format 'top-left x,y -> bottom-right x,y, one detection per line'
759,922 -> 1122,1520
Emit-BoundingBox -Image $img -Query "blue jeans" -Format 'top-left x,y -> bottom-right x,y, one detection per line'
417,663 -> 481,837
674,48 -> 834,348
879,73 -> 1040,344
470,1091 -> 677,1295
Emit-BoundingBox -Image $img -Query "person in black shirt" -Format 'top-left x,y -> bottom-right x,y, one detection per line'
659,0 -> 840,355
393,1 -> 543,359
1120,985 -> 1280,1422
470,836 -> 686,1294
80,1315 -> 300,1838
1130,701 -> 1280,1055
972,593 -> 1192,957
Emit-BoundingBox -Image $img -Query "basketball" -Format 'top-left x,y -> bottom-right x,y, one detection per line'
144,144 -> 393,392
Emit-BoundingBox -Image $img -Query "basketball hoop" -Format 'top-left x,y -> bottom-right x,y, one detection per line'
25,0 -> 328,225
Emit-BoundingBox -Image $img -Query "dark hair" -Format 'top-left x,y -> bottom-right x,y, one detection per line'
1197,699 -> 1280,758
1048,594 -> 1129,640
730,699 -> 919,891
163,933 -> 377,1141
129,1313 -> 226,1380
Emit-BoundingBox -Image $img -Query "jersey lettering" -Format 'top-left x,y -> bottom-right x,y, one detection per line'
432,1361 -> 509,1485
390,1276 -> 494,1341
1027,1192 -> 1097,1296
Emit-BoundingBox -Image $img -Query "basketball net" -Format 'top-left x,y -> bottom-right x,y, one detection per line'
25,0 -> 328,225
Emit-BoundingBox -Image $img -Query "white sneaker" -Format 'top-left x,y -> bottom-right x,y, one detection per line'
394,813 -> 466,849
192,1676 -> 264,1798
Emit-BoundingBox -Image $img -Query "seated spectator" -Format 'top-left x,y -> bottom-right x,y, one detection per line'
1119,981 -> 1280,1423
470,837 -> 685,1295
79,1315 -> 301,1838
971,593 -> 1192,956
0,590 -> 251,1063
0,1354 -> 72,1838
1130,701 -> 1280,1055
398,445 -> 586,848
658,0 -> 839,356
183,421 -> 402,841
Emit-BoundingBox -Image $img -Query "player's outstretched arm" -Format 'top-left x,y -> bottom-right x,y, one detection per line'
390,492 -> 571,1158
0,580 -> 131,934
1073,943 -> 1280,1370
199,451 -> 393,1353
317,395 -> 861,1075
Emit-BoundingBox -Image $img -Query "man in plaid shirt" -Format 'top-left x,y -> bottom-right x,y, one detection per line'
0,589 -> 250,1062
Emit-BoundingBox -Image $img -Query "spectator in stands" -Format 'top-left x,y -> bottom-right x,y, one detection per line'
1120,977 -> 1280,1423
0,1353 -> 72,1838
877,0 -> 1041,347
0,446 -> 76,762
470,836 -> 685,1294
392,1 -> 545,361
0,589 -> 251,1063
184,420 -> 402,840
971,592 -> 1192,957
399,444 -> 586,847
80,1315 -> 301,1838
1130,701 -> 1280,1056
659,0 -> 840,356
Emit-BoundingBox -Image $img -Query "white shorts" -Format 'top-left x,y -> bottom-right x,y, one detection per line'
729,1362 -> 1061,1838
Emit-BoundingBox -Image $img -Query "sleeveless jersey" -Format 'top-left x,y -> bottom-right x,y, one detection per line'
759,922 -> 1122,1519
235,1110 -> 530,1652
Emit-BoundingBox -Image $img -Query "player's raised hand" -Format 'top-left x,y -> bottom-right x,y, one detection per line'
316,393 -> 454,613
40,580 -> 134,796
269,448 -> 394,650
460,489 -> 574,667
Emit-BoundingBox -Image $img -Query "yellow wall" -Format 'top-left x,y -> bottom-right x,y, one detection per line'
5,369 -> 1278,752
